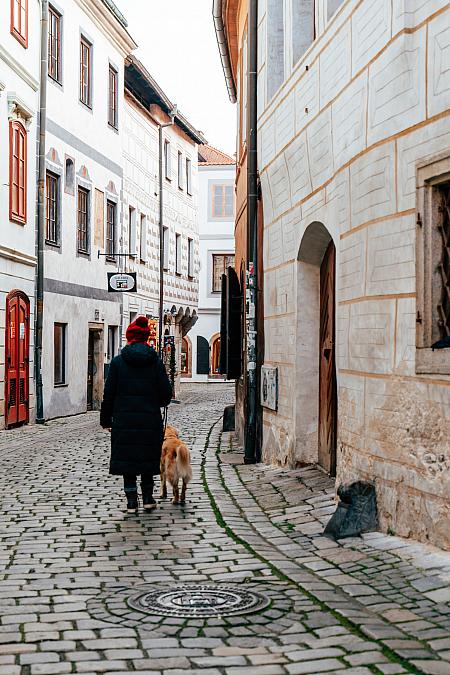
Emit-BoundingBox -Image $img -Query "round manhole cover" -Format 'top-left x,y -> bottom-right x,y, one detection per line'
127,584 -> 270,618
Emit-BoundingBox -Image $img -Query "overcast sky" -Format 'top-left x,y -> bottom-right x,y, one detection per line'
114,0 -> 237,156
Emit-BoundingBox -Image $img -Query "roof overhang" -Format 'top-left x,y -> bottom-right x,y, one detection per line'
212,0 -> 237,103
125,55 -> 206,145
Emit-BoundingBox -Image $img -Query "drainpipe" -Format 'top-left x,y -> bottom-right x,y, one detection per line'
244,0 -> 259,463
35,0 -> 48,424
158,108 -> 177,356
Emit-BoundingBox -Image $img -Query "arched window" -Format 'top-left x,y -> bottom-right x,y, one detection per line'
181,337 -> 190,376
211,336 -> 221,375
65,157 -> 74,193
9,120 -> 27,223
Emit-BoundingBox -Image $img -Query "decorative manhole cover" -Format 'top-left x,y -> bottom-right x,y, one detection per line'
127,584 -> 270,618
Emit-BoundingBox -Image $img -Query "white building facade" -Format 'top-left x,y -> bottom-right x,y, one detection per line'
253,0 -> 450,548
41,0 -> 136,418
181,146 -> 235,382
122,57 -> 204,392
0,0 -> 41,428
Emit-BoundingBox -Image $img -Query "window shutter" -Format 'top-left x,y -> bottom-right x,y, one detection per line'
197,336 -> 210,375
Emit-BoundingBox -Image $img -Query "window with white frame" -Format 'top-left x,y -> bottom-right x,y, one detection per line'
186,158 -> 192,195
188,238 -> 194,278
178,151 -> 183,190
54,323 -> 67,385
175,233 -> 181,274
164,140 -> 171,180
140,213 -> 147,262
163,226 -> 169,270
128,206 -> 137,257
292,0 -> 315,65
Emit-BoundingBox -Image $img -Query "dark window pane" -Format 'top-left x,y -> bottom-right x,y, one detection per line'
54,323 -> 66,385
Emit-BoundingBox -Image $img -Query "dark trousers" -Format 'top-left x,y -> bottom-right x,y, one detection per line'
123,473 -> 154,493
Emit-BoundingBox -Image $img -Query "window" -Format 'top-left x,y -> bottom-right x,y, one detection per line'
107,326 -> 117,362
80,36 -> 92,107
140,214 -> 147,262
267,0 -> 285,101
212,254 -> 235,292
9,121 -> 27,224
292,1 -> 315,65
77,187 -> 89,253
416,156 -> 450,375
108,65 -> 118,128
327,0 -> 344,21
54,323 -> 66,385
129,311 -> 137,324
46,172 -> 59,245
11,0 -> 28,47
212,184 -> 234,218
188,238 -> 194,278
178,151 -> 183,190
164,140 -> 171,180
175,233 -> 181,274
65,157 -> 74,193
163,226 -> 169,270
48,6 -> 61,82
186,158 -> 192,195
128,206 -> 136,256
106,200 -> 116,260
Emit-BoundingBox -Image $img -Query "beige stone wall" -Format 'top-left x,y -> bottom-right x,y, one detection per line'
257,0 -> 450,548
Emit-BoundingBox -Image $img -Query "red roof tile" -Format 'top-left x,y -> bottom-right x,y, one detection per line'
198,144 -> 235,166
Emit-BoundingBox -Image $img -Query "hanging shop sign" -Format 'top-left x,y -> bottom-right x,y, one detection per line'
107,272 -> 137,292
148,319 -> 158,350
261,365 -> 278,411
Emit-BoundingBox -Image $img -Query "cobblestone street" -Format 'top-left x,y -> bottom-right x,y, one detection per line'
1,384 -> 450,675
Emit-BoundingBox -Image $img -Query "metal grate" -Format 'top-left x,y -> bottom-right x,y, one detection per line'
19,378 -> 26,404
127,584 -> 270,618
437,182 -> 450,338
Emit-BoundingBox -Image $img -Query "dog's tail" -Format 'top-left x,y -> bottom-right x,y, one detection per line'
175,443 -> 192,483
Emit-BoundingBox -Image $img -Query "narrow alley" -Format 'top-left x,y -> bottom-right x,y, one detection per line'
0,386 -> 449,675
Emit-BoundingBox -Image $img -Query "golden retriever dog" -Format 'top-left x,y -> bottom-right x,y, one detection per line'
160,425 -> 192,505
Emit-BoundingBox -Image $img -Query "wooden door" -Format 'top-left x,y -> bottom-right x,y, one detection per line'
87,331 -> 95,411
318,241 -> 337,475
5,292 -> 30,428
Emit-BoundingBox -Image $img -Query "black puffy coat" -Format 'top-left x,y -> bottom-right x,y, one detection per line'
100,343 -> 172,475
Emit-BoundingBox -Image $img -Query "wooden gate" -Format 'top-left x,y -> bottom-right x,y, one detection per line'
5,291 -> 30,428
318,241 -> 337,475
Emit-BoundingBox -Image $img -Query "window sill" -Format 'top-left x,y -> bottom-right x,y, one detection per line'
48,74 -> 62,87
105,257 -> 116,264
54,383 -> 68,388
10,214 -> 26,226
77,249 -> 90,257
108,122 -> 119,133
188,274 -> 194,280
175,271 -> 182,277
79,100 -> 93,111
45,240 -> 60,248
11,29 -> 28,48
416,348 -> 450,375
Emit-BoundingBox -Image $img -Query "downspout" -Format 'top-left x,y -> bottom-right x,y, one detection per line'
158,109 -> 177,357
244,0 -> 259,463
212,0 -> 237,103
35,0 -> 48,423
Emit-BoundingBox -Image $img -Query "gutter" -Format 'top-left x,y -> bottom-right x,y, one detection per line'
212,0 -> 237,103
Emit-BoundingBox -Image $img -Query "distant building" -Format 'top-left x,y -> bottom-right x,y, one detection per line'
216,0 -> 450,549
181,145 -> 235,382
0,0 -> 41,428
41,0 -> 136,418
122,56 -> 205,392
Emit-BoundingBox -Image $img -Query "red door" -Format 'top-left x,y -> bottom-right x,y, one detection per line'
5,292 -> 30,428
318,241 -> 337,476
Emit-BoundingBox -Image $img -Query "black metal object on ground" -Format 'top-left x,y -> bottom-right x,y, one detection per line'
223,404 -> 235,431
324,481 -> 378,539
127,584 -> 269,618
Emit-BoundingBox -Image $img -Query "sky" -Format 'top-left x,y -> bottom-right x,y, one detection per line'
114,0 -> 237,156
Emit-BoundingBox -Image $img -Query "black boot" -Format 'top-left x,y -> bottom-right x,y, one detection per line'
125,488 -> 138,513
142,480 -> 156,511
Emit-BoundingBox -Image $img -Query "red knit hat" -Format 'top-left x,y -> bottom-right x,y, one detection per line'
126,316 -> 150,344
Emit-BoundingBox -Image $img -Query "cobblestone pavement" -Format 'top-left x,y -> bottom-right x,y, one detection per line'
0,383 -> 449,675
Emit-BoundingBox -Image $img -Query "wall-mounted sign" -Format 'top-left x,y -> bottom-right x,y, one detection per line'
261,365 -> 278,411
107,272 -> 137,293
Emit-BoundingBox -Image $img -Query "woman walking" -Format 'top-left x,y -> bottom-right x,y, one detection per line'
100,316 -> 172,513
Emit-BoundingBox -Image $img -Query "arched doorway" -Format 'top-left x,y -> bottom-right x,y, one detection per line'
210,334 -> 221,376
5,290 -> 30,428
180,336 -> 191,377
296,223 -> 337,476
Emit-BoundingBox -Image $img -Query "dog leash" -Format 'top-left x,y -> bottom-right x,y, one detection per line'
162,406 -> 168,433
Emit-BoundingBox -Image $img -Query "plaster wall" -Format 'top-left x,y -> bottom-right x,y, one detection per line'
184,162 -> 235,382
257,0 -> 450,548
42,0 -> 134,419
0,0 -> 41,426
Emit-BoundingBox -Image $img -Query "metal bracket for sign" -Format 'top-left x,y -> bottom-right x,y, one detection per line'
97,250 -> 132,258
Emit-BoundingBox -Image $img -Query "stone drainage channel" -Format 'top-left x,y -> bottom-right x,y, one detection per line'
85,416 -> 445,675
